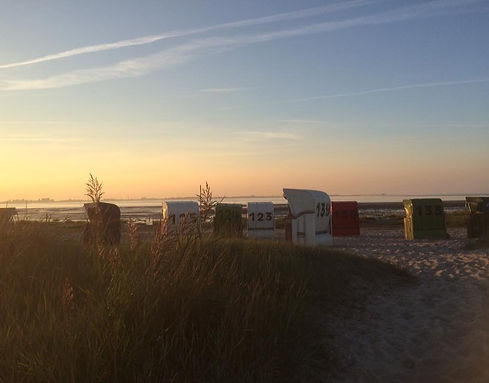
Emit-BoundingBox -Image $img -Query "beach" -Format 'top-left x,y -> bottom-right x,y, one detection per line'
2,204 -> 488,381
328,227 -> 489,382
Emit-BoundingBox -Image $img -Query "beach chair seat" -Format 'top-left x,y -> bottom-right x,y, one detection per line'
247,202 -> 274,239
214,203 -> 243,238
403,199 -> 448,240
162,201 -> 200,234
466,197 -> 489,238
331,201 -> 360,237
84,202 -> 121,246
283,188 -> 332,246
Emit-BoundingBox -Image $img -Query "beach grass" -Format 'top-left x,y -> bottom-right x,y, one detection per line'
0,221 -> 411,382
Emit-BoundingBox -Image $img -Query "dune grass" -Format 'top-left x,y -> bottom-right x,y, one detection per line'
0,222 -> 411,382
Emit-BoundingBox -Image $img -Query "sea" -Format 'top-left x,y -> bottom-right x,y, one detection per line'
4,194 -> 487,222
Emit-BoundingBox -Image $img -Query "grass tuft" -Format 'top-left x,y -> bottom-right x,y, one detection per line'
85,173 -> 104,204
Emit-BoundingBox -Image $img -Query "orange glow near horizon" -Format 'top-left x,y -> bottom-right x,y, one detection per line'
1,134 -> 488,201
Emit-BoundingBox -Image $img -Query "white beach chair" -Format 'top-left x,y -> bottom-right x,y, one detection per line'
283,188 -> 333,246
162,201 -> 200,230
247,202 -> 274,239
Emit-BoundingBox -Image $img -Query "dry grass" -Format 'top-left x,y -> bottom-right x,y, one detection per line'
85,173 -> 104,204
197,181 -> 223,230
0,220 -> 411,382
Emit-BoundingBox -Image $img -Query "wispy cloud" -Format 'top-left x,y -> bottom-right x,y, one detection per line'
0,0 -> 370,70
1,0 -> 484,90
1,43 -> 197,90
294,78 -> 489,101
200,87 -> 248,93
218,105 -> 247,111
1,135 -> 83,143
279,119 -> 329,125
0,120 -> 75,125
236,131 -> 300,141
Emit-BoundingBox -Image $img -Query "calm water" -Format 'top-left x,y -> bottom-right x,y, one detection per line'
4,194 -> 486,221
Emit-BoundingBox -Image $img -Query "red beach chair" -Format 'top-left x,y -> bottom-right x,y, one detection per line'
331,201 -> 360,237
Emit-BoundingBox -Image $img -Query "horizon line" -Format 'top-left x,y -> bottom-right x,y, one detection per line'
3,192 -> 488,205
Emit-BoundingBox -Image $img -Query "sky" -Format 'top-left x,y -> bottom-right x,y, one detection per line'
0,0 -> 488,200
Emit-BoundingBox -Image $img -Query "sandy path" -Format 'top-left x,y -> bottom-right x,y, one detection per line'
328,227 -> 489,382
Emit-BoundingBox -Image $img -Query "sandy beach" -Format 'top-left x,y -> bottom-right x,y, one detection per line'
328,227 -> 489,382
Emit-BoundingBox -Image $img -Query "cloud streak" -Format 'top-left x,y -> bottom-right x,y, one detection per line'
1,43 -> 198,89
0,0 -> 370,69
1,0 -> 484,90
0,120 -> 75,125
294,78 -> 489,101
1,135 -> 82,143
236,131 -> 300,141
200,87 -> 248,93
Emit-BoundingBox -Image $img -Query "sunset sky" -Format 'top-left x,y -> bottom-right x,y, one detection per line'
1,0 -> 488,200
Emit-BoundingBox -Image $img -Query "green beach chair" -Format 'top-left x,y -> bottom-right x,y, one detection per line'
403,199 -> 448,240
213,203 -> 243,238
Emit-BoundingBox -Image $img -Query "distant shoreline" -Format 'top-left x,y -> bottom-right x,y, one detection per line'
3,193 -> 488,205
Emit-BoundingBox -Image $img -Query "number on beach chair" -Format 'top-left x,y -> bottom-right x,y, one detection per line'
247,202 -> 274,239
